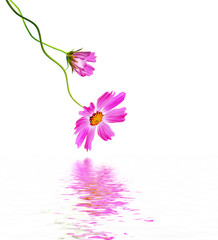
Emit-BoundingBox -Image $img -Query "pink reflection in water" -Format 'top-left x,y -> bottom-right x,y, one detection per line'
55,158 -> 153,239
66,158 -> 129,217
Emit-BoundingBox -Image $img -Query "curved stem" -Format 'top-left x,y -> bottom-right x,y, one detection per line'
8,0 -> 67,54
5,0 -> 83,108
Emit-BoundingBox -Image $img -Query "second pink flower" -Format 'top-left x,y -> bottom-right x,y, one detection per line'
67,50 -> 96,77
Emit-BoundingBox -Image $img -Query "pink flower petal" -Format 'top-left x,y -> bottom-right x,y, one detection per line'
86,52 -> 96,62
103,92 -> 126,112
104,107 -> 127,123
97,92 -> 115,111
73,52 -> 96,62
74,52 -> 96,62
74,65 -> 94,77
73,58 -> 86,69
74,117 -> 90,134
84,127 -> 96,151
84,64 -> 95,75
75,127 -> 89,148
74,68 -> 86,77
97,122 -> 115,141
73,52 -> 91,58
80,103 -> 95,116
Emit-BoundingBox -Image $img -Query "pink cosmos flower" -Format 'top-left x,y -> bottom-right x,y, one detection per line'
75,92 -> 127,151
66,50 -> 96,77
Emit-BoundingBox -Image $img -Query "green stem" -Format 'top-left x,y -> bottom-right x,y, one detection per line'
5,0 -> 83,108
8,0 -> 67,54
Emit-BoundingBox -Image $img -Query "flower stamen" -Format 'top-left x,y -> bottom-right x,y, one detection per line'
90,112 -> 103,126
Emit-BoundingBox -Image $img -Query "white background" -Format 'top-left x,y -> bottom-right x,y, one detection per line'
0,0 -> 218,239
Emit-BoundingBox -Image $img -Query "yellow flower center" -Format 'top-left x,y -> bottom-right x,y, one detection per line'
90,112 -> 103,126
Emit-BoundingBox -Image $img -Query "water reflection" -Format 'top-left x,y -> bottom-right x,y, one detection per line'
54,158 -> 153,239
68,159 -> 129,217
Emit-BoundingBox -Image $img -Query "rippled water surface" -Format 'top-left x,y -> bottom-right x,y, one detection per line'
51,158 -> 153,239
0,156 -> 218,239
